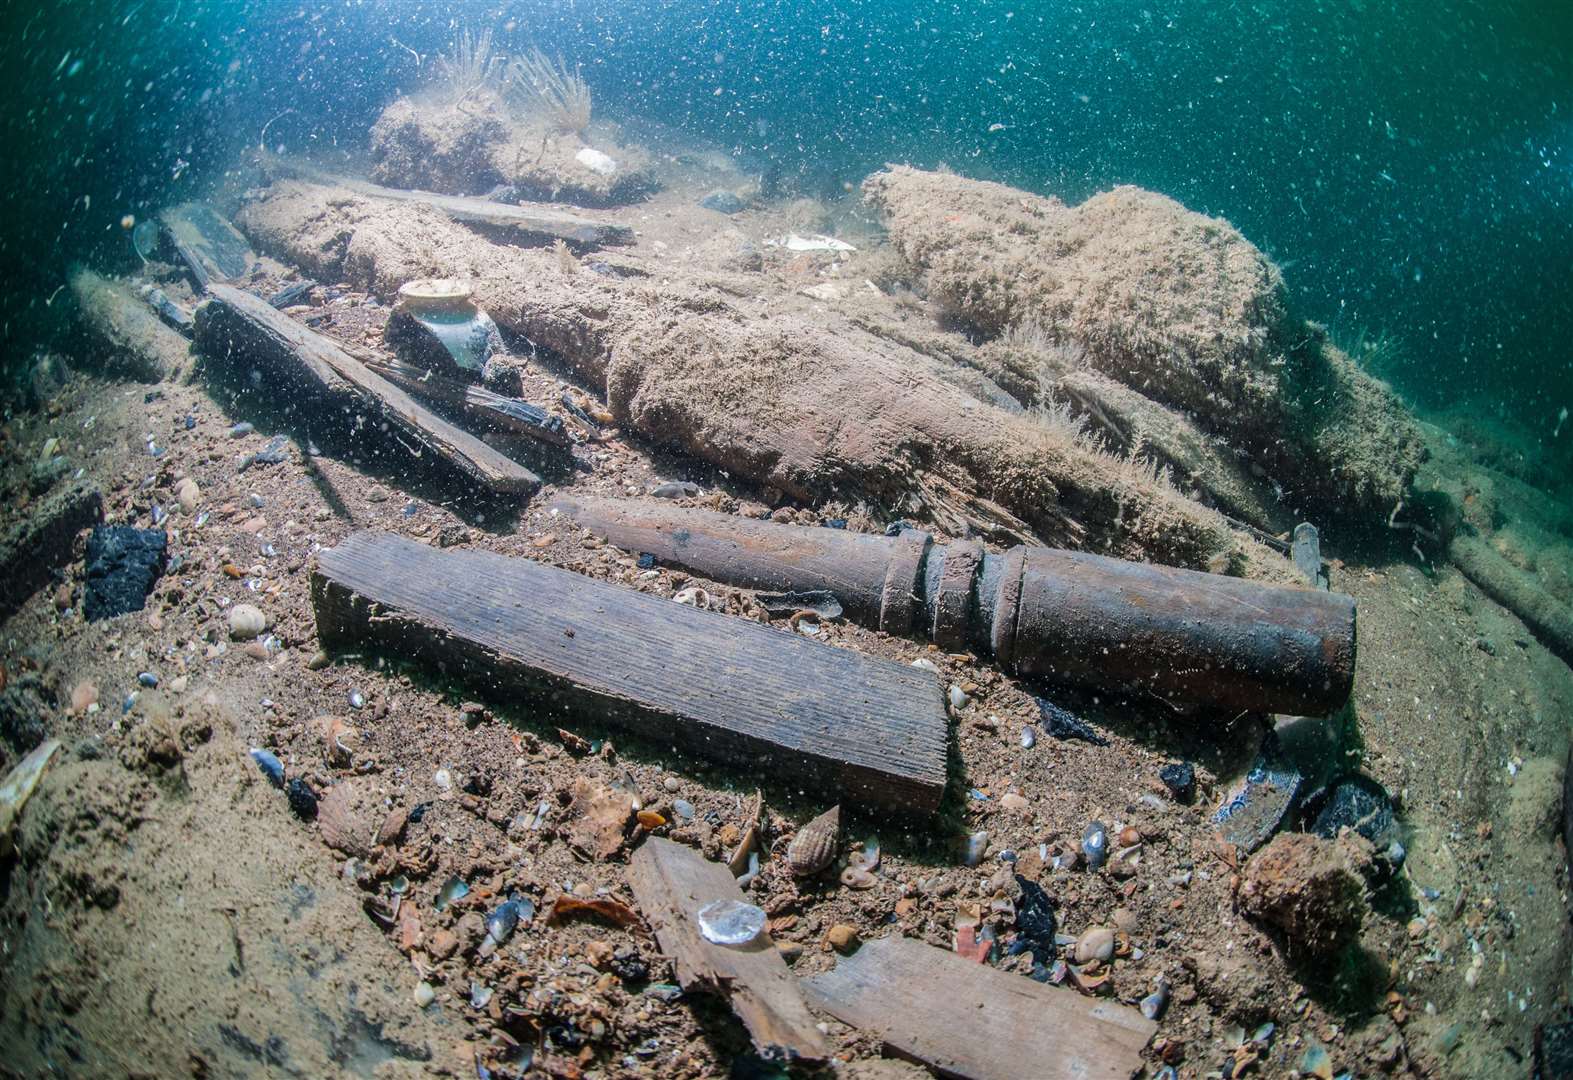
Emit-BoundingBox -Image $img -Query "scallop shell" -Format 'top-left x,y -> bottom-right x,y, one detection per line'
786,805 -> 840,877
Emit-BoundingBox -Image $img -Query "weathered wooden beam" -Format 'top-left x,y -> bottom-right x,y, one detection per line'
801,936 -> 1156,1080
160,202 -> 258,289
311,532 -> 948,812
194,284 -> 539,495
266,156 -> 634,246
70,269 -> 190,382
0,483 -> 102,621
628,837 -> 828,1062
361,358 -> 570,447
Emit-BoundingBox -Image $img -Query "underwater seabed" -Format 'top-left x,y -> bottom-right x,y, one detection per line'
1,34 -> 1569,1080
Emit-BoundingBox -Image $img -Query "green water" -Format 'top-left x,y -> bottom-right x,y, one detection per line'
1,0 -> 1569,432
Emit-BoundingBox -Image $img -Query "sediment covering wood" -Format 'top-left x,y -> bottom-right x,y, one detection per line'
237,179 -> 1304,577
193,284 -> 539,495
0,483 -> 102,621
801,936 -> 1156,1080
266,156 -> 634,245
70,269 -> 190,382
628,838 -> 828,1061
311,532 -> 949,811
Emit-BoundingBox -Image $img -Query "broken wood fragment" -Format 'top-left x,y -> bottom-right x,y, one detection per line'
0,483 -> 102,620
194,284 -> 539,495
362,358 -> 570,447
70,269 -> 190,382
265,156 -> 634,246
800,936 -> 1156,1080
628,837 -> 828,1062
311,532 -> 947,812
160,202 -> 258,289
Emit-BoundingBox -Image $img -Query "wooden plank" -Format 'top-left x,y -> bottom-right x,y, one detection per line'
267,156 -> 634,246
800,936 -> 1156,1080
160,202 -> 258,289
361,358 -> 571,447
0,483 -> 102,621
195,284 -> 539,495
311,532 -> 948,812
628,837 -> 828,1061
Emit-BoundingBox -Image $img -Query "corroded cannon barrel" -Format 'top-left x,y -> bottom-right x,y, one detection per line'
551,497 -> 1357,716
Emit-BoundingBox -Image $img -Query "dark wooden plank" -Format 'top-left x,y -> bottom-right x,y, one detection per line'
801,936 -> 1156,1080
266,157 -> 634,246
311,532 -> 948,812
361,358 -> 571,447
195,284 -> 539,495
628,837 -> 828,1061
0,483 -> 102,621
160,202 -> 258,289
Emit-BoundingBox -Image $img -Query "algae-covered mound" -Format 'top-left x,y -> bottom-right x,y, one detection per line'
369,93 -> 654,206
862,166 -> 1425,516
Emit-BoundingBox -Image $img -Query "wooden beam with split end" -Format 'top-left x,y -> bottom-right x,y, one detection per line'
0,483 -> 102,621
70,269 -> 191,382
194,284 -> 539,495
311,532 -> 948,812
801,936 -> 1157,1080
628,837 -> 828,1062
265,156 -> 634,247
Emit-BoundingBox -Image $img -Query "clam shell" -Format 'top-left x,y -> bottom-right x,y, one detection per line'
786,805 -> 840,877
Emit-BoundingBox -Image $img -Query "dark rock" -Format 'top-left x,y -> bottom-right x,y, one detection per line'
1301,773 -> 1397,847
1037,698 -> 1108,745
700,189 -> 746,214
1159,762 -> 1197,803
286,778 -> 319,821
83,526 -> 166,621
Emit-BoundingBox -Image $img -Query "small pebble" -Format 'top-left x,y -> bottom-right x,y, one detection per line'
948,684 -> 970,710
1072,926 -> 1115,964
348,689 -> 365,710
229,422 -> 254,438
227,604 -> 267,641
662,777 -> 681,793
825,924 -> 860,954
249,747 -> 285,788
137,671 -> 159,688
306,650 -> 330,670
910,657 -> 938,673
413,981 -> 435,1008
671,799 -> 695,821
1019,727 -> 1037,748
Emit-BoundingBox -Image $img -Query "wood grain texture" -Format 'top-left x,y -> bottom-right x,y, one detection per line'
0,484 -> 102,620
801,936 -> 1156,1080
266,157 -> 634,246
628,838 -> 828,1061
311,532 -> 948,812
195,284 -> 538,494
160,202 -> 257,288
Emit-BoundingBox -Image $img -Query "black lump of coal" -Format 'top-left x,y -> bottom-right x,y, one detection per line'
83,526 -> 166,621
1159,761 -> 1197,804
1036,697 -> 1108,746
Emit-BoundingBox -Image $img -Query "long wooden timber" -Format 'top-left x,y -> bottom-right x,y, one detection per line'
0,483 -> 103,621
160,202 -> 258,289
266,157 -> 634,246
194,284 -> 539,495
311,532 -> 949,812
801,936 -> 1156,1080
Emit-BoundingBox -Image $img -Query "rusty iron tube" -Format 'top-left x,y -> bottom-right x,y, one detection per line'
550,497 -> 1356,716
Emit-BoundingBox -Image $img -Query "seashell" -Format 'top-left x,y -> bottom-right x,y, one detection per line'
1141,977 -> 1170,1020
636,810 -> 667,830
1073,926 -> 1116,964
840,865 -> 878,890
228,603 -> 267,641
727,823 -> 759,878
673,586 -> 711,608
318,715 -> 357,768
1080,821 -> 1109,869
317,781 -> 377,858
1117,825 -> 1142,847
1068,964 -> 1111,994
786,805 -> 840,877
